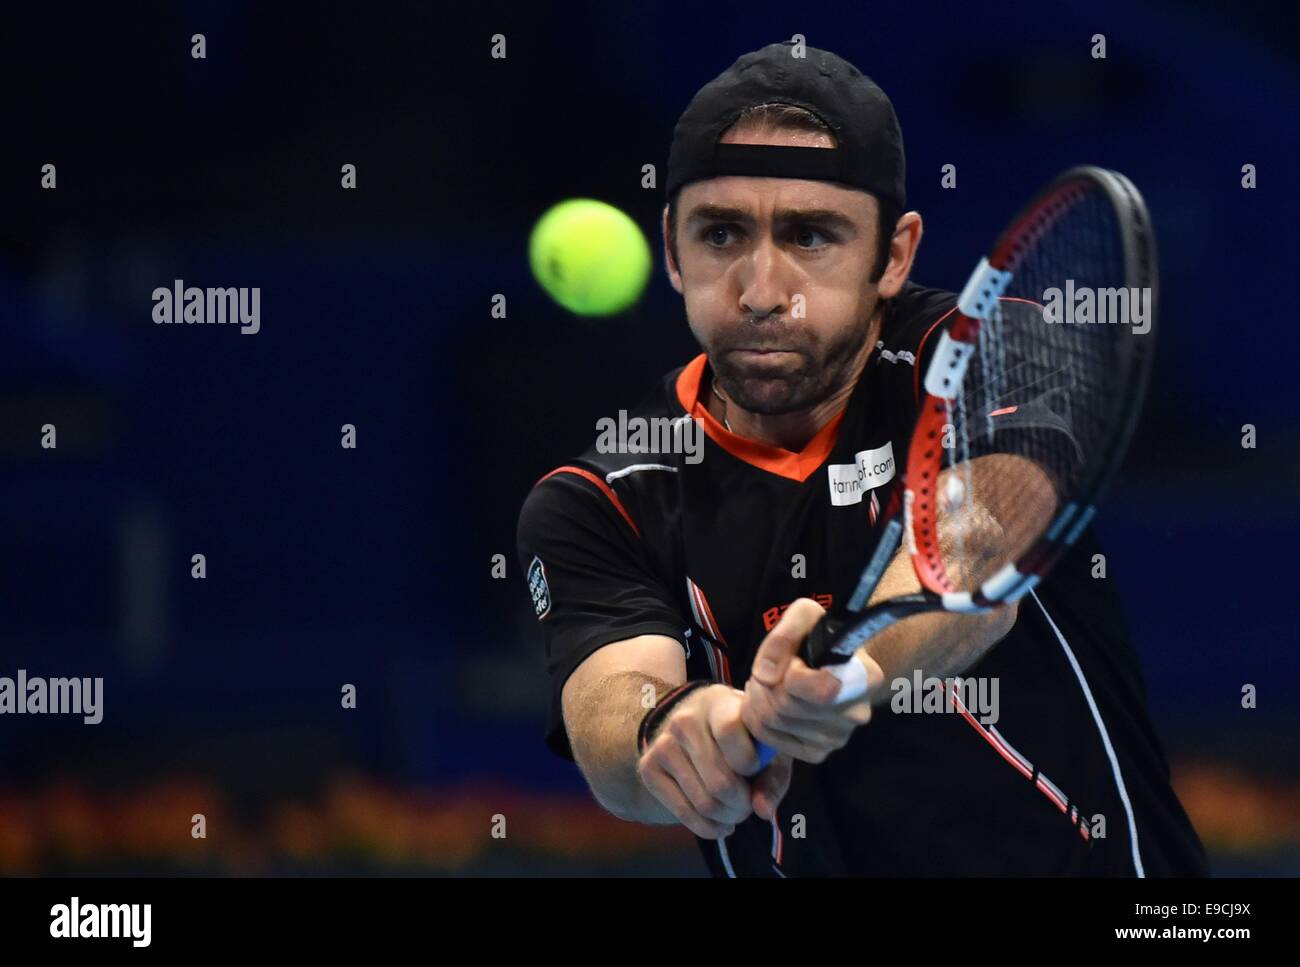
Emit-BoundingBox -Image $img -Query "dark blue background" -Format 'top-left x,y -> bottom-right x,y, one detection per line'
0,1 -> 1295,872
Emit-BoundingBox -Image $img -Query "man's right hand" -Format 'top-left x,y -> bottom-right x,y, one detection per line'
636,683 -> 793,839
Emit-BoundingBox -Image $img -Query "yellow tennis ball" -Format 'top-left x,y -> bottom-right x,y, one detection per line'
529,199 -> 652,316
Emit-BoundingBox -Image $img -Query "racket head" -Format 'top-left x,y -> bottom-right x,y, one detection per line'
906,165 -> 1159,606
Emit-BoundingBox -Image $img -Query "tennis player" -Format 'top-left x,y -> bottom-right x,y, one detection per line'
517,41 -> 1206,876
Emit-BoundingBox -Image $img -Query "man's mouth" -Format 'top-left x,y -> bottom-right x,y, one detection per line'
730,347 -> 799,362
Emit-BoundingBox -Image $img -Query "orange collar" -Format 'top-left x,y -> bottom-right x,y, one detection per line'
675,354 -> 845,483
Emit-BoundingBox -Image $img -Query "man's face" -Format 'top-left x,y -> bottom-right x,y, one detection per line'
666,127 -> 884,417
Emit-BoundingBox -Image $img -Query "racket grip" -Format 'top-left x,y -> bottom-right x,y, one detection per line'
753,614 -> 847,770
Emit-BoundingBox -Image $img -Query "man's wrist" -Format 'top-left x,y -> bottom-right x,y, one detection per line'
636,680 -> 713,753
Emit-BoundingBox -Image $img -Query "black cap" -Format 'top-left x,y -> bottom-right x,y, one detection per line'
666,41 -> 905,210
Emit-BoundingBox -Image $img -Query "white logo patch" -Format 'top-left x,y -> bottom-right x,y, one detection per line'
827,441 -> 896,506
527,555 -> 551,619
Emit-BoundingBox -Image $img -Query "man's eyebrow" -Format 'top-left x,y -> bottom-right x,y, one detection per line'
683,204 -> 859,232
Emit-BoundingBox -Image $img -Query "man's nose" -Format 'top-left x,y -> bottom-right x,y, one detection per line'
738,237 -> 789,319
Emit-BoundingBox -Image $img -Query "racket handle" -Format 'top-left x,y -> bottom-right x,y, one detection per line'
753,614 -> 849,770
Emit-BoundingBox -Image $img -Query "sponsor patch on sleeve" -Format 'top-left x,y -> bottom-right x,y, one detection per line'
527,555 -> 552,619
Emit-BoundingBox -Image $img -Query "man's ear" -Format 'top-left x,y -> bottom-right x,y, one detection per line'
662,205 -> 684,295
877,211 -> 923,301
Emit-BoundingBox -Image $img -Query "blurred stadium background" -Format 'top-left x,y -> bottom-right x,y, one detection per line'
1,1 -> 1296,874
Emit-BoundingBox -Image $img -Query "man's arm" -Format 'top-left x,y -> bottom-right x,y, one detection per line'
743,457 -> 1054,761
517,473 -> 791,829
561,634 -> 686,824
562,634 -> 792,838
856,454 -> 1057,686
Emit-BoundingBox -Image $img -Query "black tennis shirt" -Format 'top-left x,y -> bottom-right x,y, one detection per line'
517,281 -> 1207,876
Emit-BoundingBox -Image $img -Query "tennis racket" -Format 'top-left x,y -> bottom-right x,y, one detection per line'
755,165 -> 1157,768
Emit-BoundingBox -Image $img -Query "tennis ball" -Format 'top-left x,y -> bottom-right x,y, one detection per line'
529,198 -> 652,316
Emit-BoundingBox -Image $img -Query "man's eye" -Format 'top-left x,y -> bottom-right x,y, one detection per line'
703,225 -> 738,247
794,227 -> 830,248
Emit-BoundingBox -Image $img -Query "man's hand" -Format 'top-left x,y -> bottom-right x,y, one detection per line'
742,598 -> 883,764
637,683 -> 793,839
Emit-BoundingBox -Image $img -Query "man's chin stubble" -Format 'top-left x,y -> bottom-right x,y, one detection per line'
702,306 -> 879,415
717,367 -> 827,416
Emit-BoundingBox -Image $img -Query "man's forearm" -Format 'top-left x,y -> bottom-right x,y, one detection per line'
565,671 -> 682,824
861,604 -> 1016,696
858,480 -> 1020,696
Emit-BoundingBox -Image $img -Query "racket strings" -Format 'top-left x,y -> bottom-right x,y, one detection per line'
936,186 -> 1135,592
